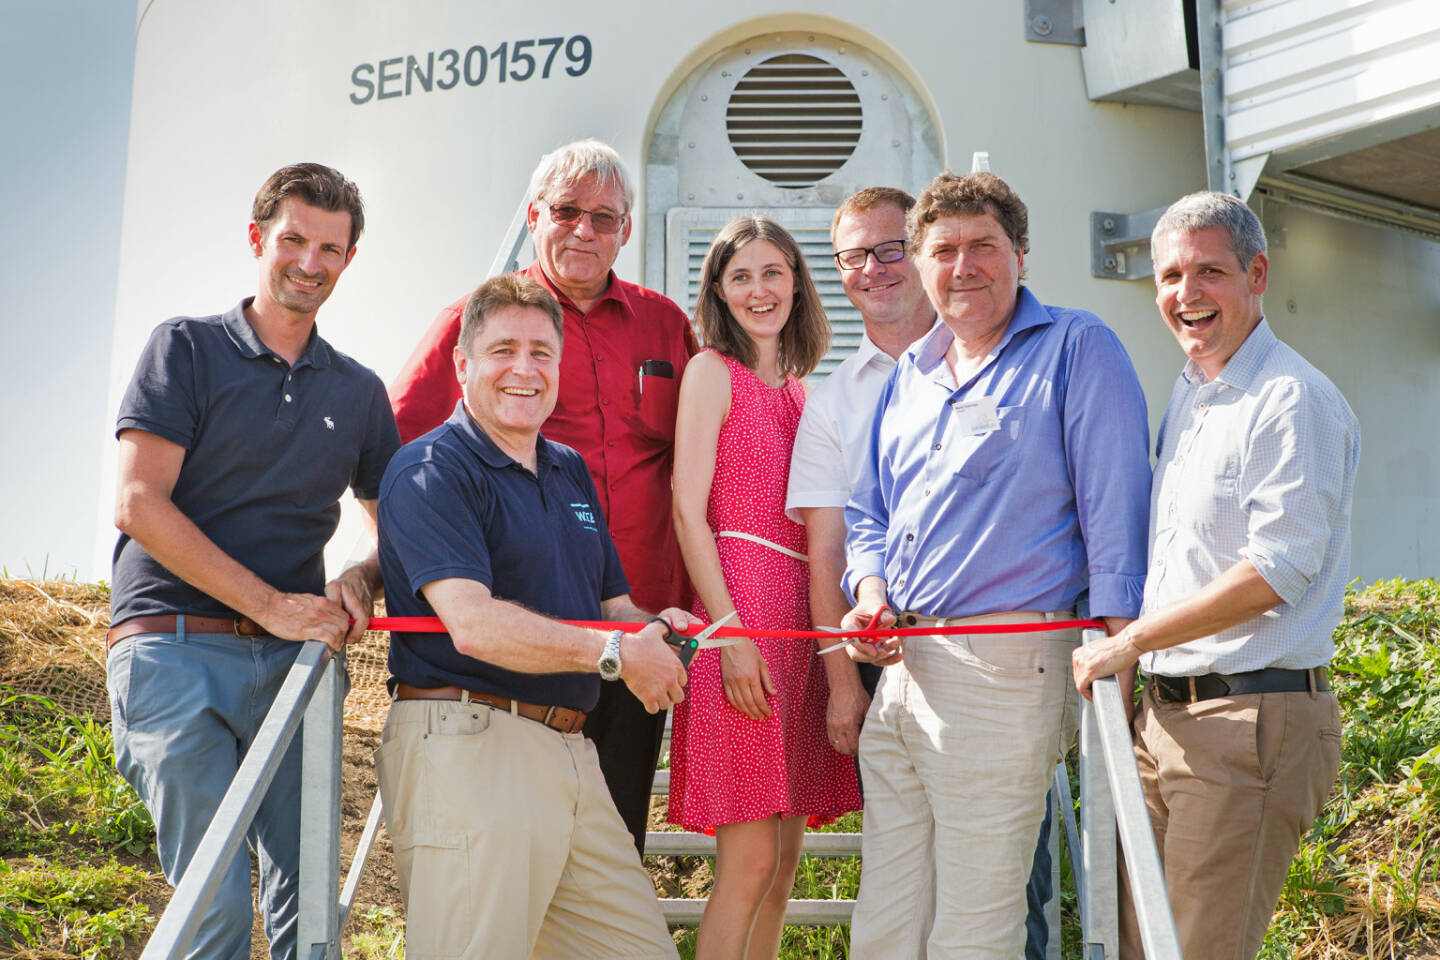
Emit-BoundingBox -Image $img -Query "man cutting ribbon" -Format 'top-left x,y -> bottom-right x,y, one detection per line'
841,172 -> 1152,959
375,273 -> 690,959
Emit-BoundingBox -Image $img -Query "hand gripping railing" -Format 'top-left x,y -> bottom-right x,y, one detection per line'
139,640 -> 350,960
1077,627 -> 1183,960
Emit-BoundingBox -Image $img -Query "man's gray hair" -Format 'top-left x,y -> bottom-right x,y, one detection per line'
526,139 -> 635,213
1152,191 -> 1267,266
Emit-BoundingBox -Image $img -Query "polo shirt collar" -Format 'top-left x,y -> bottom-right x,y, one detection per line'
445,400 -> 554,474
1182,316 -> 1277,391
222,298 -> 332,369
524,262 -> 630,315
909,288 -> 1049,375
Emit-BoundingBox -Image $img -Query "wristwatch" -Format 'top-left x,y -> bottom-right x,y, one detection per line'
598,629 -> 624,681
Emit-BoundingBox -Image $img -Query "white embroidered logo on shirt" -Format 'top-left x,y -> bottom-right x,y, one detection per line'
323,417 -> 335,430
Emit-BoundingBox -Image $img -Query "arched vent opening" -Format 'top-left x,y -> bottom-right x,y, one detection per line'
726,53 -> 862,189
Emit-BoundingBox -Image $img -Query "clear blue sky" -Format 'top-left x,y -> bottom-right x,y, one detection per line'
0,1 -> 134,579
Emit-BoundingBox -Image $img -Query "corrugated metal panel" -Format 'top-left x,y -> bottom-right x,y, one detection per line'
665,206 -> 860,379
1221,0 -> 1440,165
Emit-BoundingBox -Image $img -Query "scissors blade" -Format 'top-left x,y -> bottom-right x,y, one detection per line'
815,625 -> 853,656
690,610 -> 739,648
816,610 -> 888,656
668,610 -> 739,670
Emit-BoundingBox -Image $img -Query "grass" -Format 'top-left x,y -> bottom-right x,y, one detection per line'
0,577 -> 1436,957
0,859 -> 153,959
0,690 -> 154,858
1258,577 -> 1440,959
349,905 -> 406,960
0,689 -> 158,958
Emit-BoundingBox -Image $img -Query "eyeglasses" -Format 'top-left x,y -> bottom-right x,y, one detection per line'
834,240 -> 907,271
541,200 -> 626,235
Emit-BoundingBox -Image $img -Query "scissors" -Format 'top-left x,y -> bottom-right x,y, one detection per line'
816,609 -> 890,656
647,610 -> 740,669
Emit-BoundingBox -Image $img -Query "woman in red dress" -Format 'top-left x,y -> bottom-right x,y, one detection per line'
669,217 -> 862,960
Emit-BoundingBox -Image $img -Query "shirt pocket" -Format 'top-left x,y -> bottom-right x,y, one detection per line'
953,405 -> 1025,487
635,370 -> 678,442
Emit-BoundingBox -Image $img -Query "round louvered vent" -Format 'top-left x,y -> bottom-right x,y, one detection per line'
726,53 -> 862,189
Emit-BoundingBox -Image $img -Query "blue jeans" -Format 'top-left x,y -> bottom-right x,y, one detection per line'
1026,791 -> 1055,960
107,622 -> 304,960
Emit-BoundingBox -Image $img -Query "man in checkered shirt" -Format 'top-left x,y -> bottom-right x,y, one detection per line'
1072,191 -> 1359,960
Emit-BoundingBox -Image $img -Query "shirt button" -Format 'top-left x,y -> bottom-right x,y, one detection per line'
897,578 -> 906,588
601,398 -> 610,405
1154,558 -> 1163,567
933,443 -> 942,451
284,394 -> 292,402
1168,503 -> 1176,516
272,357 -> 282,364
924,489 -> 931,497
606,440 -> 615,447
906,533 -> 914,542
286,374 -> 292,381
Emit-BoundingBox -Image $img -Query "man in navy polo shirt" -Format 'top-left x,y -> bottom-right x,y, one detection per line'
377,273 -> 689,959
107,163 -> 399,960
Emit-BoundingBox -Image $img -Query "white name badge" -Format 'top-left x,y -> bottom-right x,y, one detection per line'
951,395 -> 1000,437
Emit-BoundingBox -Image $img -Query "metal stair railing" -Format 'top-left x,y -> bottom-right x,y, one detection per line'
133,629 -> 1181,957
1078,627 -> 1183,960
139,640 -> 350,960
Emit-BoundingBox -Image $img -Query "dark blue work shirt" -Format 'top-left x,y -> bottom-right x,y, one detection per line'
111,299 -> 400,626
379,401 -> 629,711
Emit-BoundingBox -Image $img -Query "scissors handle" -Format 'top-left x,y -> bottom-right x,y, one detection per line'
647,616 -> 701,668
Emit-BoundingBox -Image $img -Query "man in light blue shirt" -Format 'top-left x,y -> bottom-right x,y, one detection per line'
1073,191 -> 1356,960
841,171 -> 1151,959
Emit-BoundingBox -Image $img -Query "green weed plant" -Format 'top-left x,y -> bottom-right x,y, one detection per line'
0,859 -> 153,959
0,689 -> 153,856
1260,578 -> 1440,958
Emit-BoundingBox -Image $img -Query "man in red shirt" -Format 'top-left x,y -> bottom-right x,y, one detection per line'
389,139 -> 697,852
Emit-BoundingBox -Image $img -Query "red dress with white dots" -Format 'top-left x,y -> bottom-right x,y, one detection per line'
668,351 -> 861,831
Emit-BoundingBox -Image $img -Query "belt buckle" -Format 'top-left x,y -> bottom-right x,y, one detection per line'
542,704 -> 558,730
233,618 -> 245,638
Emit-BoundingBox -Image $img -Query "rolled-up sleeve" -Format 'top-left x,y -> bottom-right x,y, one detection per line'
1242,381 -> 1353,606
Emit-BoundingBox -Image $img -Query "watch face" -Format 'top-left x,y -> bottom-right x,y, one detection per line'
599,632 -> 623,680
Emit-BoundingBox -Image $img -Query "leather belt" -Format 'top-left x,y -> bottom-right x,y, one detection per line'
1151,666 -> 1330,704
107,614 -> 273,650
393,683 -> 586,734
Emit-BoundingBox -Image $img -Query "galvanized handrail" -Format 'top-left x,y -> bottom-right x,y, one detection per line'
1077,627 -> 1183,960
140,640 -> 342,960
486,195 -> 533,281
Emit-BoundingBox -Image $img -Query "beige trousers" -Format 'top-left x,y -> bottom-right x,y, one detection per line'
849,612 -> 1079,960
1120,682 -> 1342,960
375,699 -> 677,960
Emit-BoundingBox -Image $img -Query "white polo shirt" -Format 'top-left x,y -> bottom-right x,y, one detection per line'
785,320 -> 938,522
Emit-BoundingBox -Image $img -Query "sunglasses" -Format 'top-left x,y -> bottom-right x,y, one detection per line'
542,200 -> 626,235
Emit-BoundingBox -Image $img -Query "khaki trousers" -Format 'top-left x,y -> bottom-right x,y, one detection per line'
849,612 -> 1079,960
376,700 -> 677,960
1120,682 -> 1342,960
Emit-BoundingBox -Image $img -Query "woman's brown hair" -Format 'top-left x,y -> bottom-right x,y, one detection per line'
694,217 -> 831,379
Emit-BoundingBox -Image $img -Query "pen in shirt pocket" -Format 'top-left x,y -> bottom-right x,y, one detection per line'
637,359 -> 675,395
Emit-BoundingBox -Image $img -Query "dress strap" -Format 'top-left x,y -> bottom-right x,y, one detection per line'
716,530 -> 809,563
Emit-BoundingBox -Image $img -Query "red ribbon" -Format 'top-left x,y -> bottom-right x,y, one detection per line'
367,616 -> 1106,639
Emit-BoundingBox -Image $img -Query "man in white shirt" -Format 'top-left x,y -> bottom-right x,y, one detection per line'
785,187 -> 935,754
1073,191 -> 1357,960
